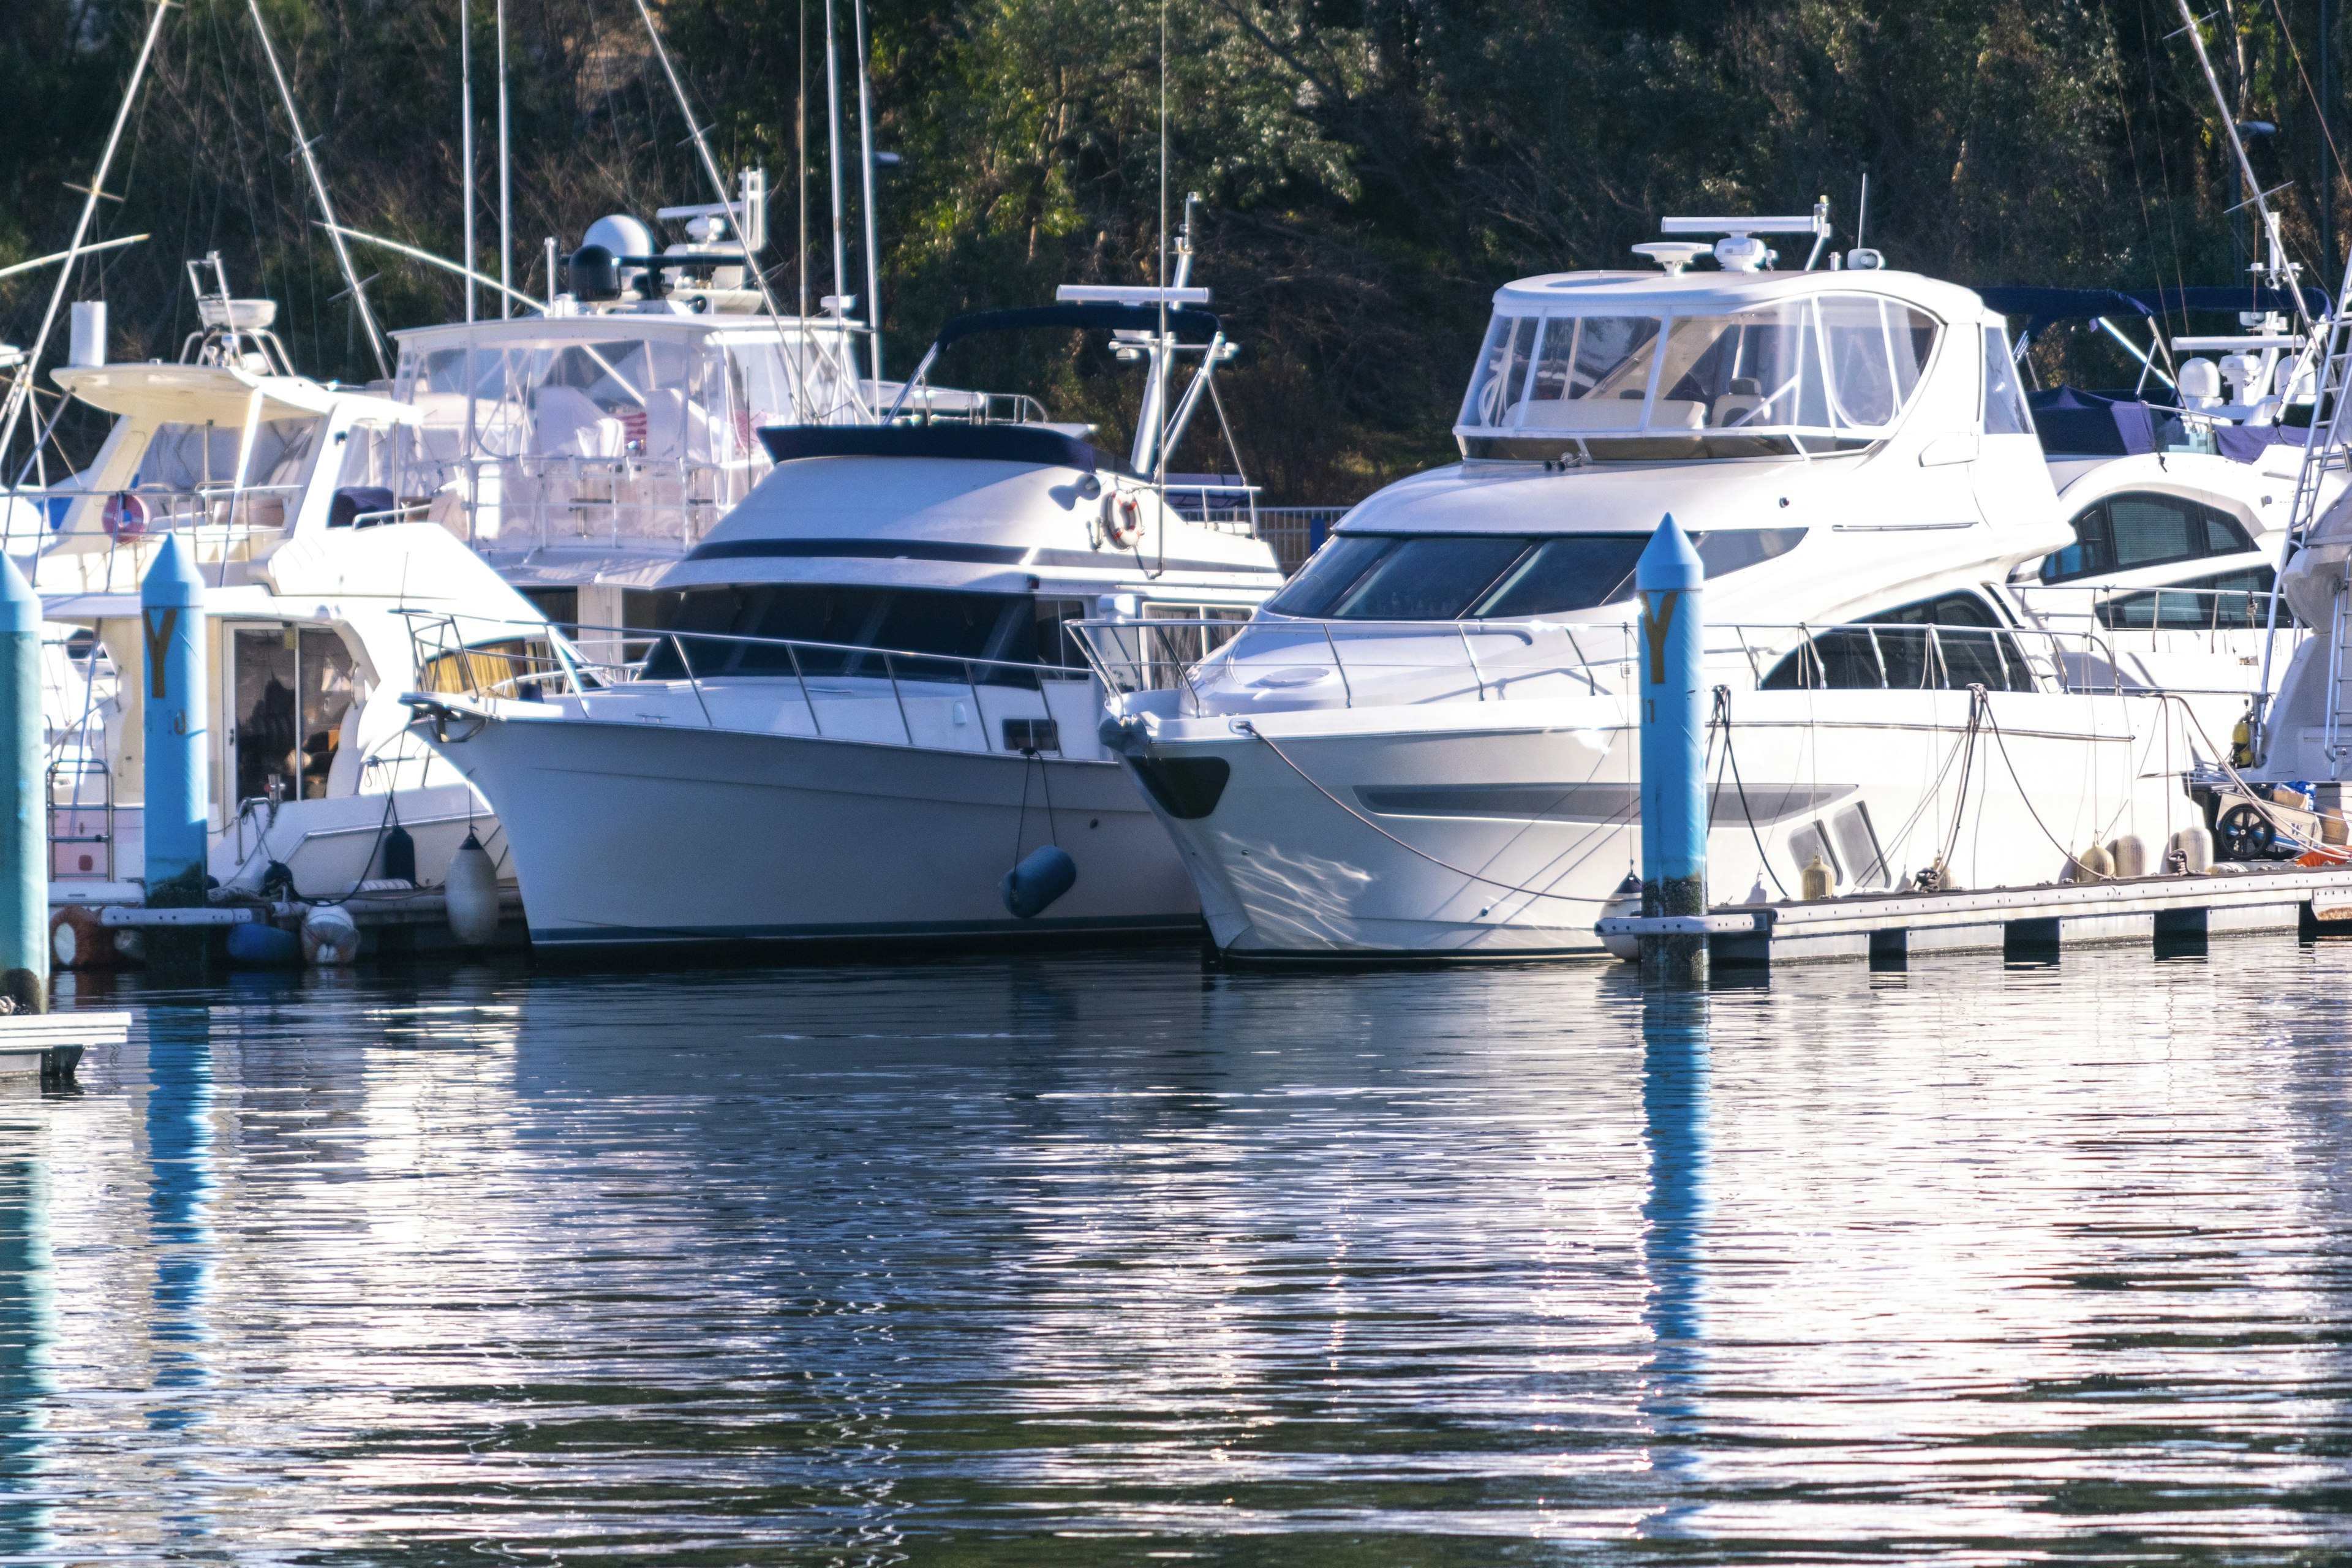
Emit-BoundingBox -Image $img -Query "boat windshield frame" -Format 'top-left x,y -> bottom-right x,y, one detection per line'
1453,288 -> 1947,463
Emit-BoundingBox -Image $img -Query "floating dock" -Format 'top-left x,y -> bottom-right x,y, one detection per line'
0,1009 -> 129,1082
1601,863 -> 2352,967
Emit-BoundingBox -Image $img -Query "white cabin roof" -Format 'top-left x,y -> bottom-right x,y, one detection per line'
50,363 -> 417,427
1490,268 -> 1996,325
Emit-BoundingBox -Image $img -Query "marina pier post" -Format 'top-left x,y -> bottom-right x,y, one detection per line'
1637,514 -> 1706,985
140,538 -> 209,972
0,557 -> 45,1011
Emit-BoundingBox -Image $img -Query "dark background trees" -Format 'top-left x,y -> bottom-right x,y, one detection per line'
1,0 -> 2340,500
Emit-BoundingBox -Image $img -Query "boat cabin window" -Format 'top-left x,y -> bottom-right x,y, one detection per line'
1458,293 -> 1941,461
1983,328 -> 2034,435
1267,527 -> 1807,620
643,586 -> 1091,685
139,418 -> 319,494
2039,492 -> 2253,583
1759,592 -> 2035,691
2091,566 -> 2290,630
231,627 -> 356,804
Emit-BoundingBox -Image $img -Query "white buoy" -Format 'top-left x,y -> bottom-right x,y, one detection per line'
301,904 -> 361,966
1598,873 -> 1641,962
2108,834 -> 2149,879
444,831 -> 500,947
2169,825 -> 2214,874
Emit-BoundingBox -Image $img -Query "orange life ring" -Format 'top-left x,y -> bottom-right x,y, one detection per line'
1102,492 -> 1143,548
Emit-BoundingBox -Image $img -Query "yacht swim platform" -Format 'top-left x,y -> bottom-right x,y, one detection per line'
1599,860 -> 2352,967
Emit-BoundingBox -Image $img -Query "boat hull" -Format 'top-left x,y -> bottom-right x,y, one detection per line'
432,715 -> 1204,949
1124,688 -> 2207,960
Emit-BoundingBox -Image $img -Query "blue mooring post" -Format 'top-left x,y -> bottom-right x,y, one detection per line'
0,556 -> 45,1011
1636,514 -> 1706,984
141,536 -> 208,912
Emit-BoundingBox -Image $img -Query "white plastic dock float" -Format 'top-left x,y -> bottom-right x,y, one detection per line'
0,1010 -> 129,1081
1599,864 -> 2352,967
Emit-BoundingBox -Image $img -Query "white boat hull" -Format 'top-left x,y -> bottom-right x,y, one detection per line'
1125,688 -> 2214,959
434,715 -> 1204,949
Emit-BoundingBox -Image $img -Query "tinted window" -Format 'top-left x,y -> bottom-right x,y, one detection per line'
1983,328 -> 2034,435
1761,592 -> 2032,690
1472,535 -> 1646,617
1330,535 -> 1531,619
643,585 -> 1047,684
2095,566 -> 2290,630
1266,534 -> 1398,617
2040,492 -> 2255,583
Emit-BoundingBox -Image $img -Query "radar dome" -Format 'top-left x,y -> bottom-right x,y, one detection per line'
582,214 -> 654,260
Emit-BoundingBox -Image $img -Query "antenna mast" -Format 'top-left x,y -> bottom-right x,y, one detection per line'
2172,0 -> 2313,328
247,0 -> 391,376
461,0 -> 475,323
496,0 -> 513,320
0,0 -> 171,468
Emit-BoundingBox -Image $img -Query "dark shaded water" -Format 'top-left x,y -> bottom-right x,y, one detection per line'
6,938 -> 2352,1563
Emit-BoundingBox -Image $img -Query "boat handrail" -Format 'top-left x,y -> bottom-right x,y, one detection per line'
1071,613 -> 2252,714
401,609 -> 1104,755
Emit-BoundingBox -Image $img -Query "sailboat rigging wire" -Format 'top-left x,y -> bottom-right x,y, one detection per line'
0,0 -> 170,472
1234,722 -> 1611,903
1710,688 -> 1792,899
630,0 -> 816,410
496,0 -> 512,320
246,0 -> 390,377
2266,0 -> 2345,186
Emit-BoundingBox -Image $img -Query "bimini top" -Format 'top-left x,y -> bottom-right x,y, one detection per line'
51,363 -> 416,428
1460,267 -> 1999,463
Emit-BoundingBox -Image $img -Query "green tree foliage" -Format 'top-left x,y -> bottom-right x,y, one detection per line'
0,0 -> 2342,498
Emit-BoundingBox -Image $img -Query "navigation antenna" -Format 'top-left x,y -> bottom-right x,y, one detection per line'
2173,0 -> 2330,758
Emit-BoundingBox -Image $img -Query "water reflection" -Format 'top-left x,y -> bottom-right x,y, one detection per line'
1639,986 -> 1708,1537
0,948 -> 2350,1556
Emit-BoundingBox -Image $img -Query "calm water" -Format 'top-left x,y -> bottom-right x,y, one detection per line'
5,938 -> 2352,1563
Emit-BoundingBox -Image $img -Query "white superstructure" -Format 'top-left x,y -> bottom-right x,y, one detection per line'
7,288 -> 550,908
1084,258 -> 2233,959
404,293 -> 1287,949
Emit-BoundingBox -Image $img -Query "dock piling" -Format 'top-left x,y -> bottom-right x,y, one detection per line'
0,556 -> 44,1011
1637,514 -> 1707,985
140,538 -> 208,976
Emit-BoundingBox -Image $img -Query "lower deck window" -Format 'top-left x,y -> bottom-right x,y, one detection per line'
1760,592 -> 2035,691
2092,567 -> 2290,631
642,586 -> 1091,685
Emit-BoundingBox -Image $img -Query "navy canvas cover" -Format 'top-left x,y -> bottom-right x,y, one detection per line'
2026,386 -> 2160,456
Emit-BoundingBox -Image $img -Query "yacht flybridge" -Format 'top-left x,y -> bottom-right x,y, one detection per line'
404,275 -> 1286,950
1081,229 -> 2240,959
6,264 -> 549,926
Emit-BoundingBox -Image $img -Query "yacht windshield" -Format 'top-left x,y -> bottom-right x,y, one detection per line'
641,584 -> 1091,685
1267,527 -> 1806,620
1458,293 -> 1940,461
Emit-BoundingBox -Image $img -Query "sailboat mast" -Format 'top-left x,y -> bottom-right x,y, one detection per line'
461,0 -> 476,323
823,0 -> 850,332
496,0 -> 513,319
852,0 -> 883,383
0,0 -> 170,474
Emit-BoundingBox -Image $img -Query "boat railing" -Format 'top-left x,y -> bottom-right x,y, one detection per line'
411,451 -> 767,560
0,481 -> 307,557
2010,581 -> 2310,635
1074,614 -> 2233,714
402,612 -> 1099,757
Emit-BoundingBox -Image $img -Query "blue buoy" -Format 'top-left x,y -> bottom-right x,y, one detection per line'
1000,845 -> 1078,919
380,823 -> 417,884
140,535 -> 208,908
225,920 -> 302,967
0,554 -> 45,1011
1636,513 -> 1706,984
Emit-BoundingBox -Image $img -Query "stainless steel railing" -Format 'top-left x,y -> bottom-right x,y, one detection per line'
1071,613 -> 2232,714
403,611 -> 1099,756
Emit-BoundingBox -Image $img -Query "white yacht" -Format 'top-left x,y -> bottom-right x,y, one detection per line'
1081,241 -> 2221,959
9,273 -> 551,933
1983,285 -> 2332,699
404,292 -> 1285,950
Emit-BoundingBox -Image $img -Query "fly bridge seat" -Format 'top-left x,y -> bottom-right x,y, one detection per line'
1711,377 -> 1766,426
1510,398 -> 1706,431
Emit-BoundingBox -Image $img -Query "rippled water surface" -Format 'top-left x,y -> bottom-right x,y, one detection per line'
6,938 -> 2352,1563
